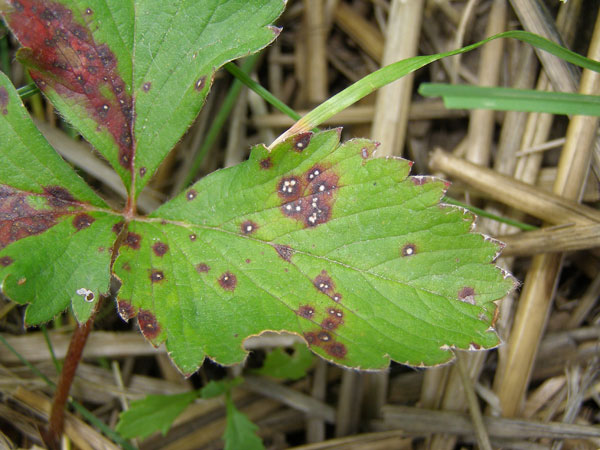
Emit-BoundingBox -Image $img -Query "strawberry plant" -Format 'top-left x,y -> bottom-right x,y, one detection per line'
2,0 -> 599,447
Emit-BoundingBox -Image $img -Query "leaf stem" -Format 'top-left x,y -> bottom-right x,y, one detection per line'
43,299 -> 102,449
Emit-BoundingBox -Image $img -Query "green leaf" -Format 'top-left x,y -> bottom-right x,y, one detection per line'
0,72 -> 121,323
200,377 -> 244,399
113,130 -> 513,374
224,393 -> 264,450
252,343 -> 315,380
419,83 -> 600,116
116,391 -> 199,439
0,0 -> 284,197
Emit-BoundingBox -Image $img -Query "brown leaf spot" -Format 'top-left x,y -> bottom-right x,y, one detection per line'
138,309 -> 161,340
186,189 -> 197,201
72,213 -> 94,231
317,331 -> 331,342
458,286 -> 476,305
149,269 -> 165,283
245,258 -> 251,264
195,76 -> 206,91
85,7 -> 93,15
325,342 -> 347,358
401,243 -> 417,257
112,221 -> 124,235
196,263 -> 210,273
142,82 -> 151,92
117,299 -> 136,321
293,132 -> 312,152
241,220 -> 258,235
297,304 -> 315,319
18,277 -> 26,285
314,270 -> 334,296
277,176 -> 302,200
259,157 -> 272,169
470,342 -> 482,350
321,317 -> 341,330
332,293 -> 342,302
0,256 -> 14,267
305,165 -> 325,182
274,244 -> 293,262
124,232 -> 141,250
152,242 -> 169,257
189,234 -> 197,241
218,272 -> 237,291
0,86 -> 8,115
304,332 -> 318,345
139,167 -> 147,177
121,262 -> 131,272
328,308 -> 343,318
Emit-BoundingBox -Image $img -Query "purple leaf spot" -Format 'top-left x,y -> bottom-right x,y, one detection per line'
401,243 -> 417,257
72,213 -> 94,231
0,256 -> 14,267
325,342 -> 347,358
274,244 -> 294,262
142,82 -> 151,92
240,220 -> 258,235
186,189 -> 197,201
297,304 -> 315,319
117,299 -> 136,321
218,272 -> 237,291
152,242 -> 169,257
196,263 -> 210,273
313,270 -> 335,296
259,157 -> 272,169
195,76 -> 206,91
124,232 -> 141,250
458,286 -> 476,305
138,309 -> 161,340
293,132 -> 312,152
149,269 -> 165,283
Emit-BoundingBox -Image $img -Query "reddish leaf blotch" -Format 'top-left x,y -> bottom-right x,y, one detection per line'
4,0 -> 135,170
138,309 -> 161,340
72,213 -> 94,231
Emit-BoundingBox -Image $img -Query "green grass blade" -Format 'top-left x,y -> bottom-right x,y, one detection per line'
419,83 -> 600,116
271,30 -> 600,146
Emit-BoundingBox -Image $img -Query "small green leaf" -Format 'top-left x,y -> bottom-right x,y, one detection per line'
200,377 -> 244,399
224,394 -> 264,450
114,129 -> 513,374
252,344 -> 314,380
116,391 -> 199,439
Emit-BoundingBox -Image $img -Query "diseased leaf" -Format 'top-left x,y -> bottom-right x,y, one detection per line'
116,391 -> 199,439
0,0 -> 284,196
0,72 -> 121,323
224,394 -> 264,450
252,343 -> 314,380
114,130 -> 513,374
